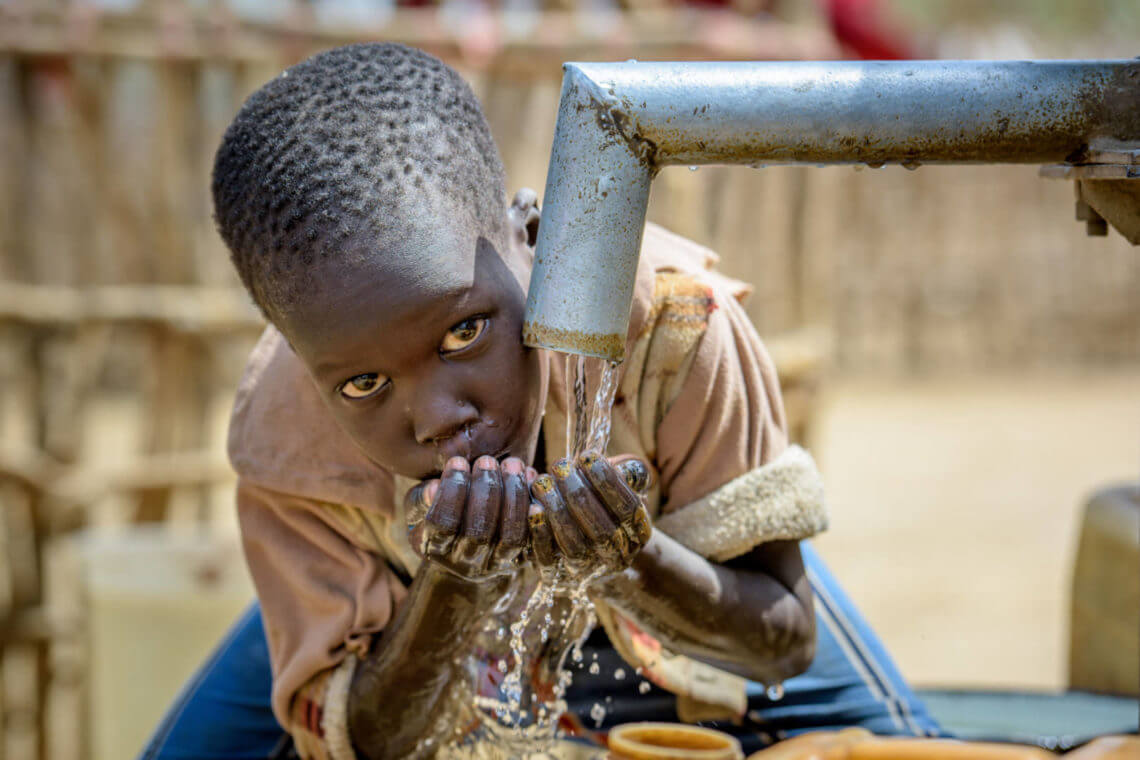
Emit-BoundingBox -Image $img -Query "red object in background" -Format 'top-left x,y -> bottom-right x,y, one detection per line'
823,0 -> 913,59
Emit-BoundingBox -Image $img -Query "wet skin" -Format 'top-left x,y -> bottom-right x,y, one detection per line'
279,192 -> 814,759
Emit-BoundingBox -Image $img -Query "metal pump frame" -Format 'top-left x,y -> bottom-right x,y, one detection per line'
522,59 -> 1140,361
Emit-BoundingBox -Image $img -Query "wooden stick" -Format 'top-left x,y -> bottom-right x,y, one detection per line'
0,281 -> 263,333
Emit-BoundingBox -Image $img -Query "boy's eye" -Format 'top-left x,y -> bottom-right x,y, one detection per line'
440,317 -> 488,353
339,373 -> 389,400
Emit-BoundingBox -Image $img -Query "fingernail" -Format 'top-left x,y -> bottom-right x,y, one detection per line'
551,459 -> 572,477
501,458 -> 523,475
525,467 -> 538,483
475,455 -> 497,471
446,456 -> 469,472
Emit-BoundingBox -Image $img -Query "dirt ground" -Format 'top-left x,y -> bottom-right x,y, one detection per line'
809,370 -> 1140,692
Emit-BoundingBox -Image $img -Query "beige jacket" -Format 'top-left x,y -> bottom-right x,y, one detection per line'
228,223 -> 828,759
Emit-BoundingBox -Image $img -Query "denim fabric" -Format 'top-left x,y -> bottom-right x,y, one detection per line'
139,545 -> 942,759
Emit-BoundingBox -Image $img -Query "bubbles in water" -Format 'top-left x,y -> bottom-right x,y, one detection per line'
588,662 -> 600,675
590,702 -> 607,727
766,682 -> 785,701
639,680 -> 652,694
613,668 -> 626,680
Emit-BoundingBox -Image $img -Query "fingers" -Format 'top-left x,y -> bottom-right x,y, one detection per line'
532,470 -> 590,566
579,452 -> 653,546
421,457 -> 468,557
616,458 -> 651,495
551,458 -> 622,567
491,458 -> 529,570
528,503 -> 560,577
451,456 -> 501,571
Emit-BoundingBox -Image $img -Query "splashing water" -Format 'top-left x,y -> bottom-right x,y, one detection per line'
457,354 -> 625,758
766,682 -> 785,701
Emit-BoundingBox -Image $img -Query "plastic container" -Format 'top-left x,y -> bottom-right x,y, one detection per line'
607,723 -> 744,760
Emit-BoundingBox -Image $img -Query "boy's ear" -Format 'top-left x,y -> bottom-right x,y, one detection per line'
508,188 -> 540,248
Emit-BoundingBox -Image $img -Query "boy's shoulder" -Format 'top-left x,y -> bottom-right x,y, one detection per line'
627,223 -> 751,345
228,325 -> 395,513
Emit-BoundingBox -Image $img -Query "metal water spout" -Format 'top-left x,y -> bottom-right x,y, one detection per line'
522,60 -> 1140,361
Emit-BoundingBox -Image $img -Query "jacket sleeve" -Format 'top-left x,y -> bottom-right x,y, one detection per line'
651,281 -> 827,558
237,480 -> 408,759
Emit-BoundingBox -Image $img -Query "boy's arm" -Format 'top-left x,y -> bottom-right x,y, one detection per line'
239,456 -> 529,760
349,455 -> 530,759
347,562 -> 509,758
596,534 -> 815,684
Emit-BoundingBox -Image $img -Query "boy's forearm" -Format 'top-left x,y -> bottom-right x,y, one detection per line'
594,531 -> 815,685
348,561 -> 508,759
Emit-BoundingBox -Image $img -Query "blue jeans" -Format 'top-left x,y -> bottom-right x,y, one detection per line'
140,544 -> 943,759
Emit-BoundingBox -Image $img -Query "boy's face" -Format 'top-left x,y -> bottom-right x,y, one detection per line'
281,213 -> 546,481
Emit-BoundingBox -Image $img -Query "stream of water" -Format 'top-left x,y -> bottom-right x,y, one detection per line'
448,355 -> 622,759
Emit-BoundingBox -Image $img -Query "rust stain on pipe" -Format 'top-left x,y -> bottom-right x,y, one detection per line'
522,323 -> 626,361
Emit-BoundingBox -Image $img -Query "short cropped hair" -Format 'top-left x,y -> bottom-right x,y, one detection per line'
212,43 -> 507,322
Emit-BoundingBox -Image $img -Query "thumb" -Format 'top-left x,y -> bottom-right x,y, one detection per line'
611,456 -> 651,494
404,479 -> 439,526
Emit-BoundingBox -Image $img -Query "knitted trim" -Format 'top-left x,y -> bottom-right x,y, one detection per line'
321,655 -> 359,760
655,445 -> 828,562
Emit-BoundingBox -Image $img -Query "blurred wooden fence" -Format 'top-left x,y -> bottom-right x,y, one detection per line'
1,3 -> 1138,760
0,4 -> 835,760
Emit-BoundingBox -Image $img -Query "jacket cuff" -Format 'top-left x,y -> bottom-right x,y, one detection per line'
321,655 -> 359,760
288,656 -> 359,760
654,445 -> 828,561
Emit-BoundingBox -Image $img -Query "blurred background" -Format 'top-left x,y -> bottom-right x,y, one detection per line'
1,1 -> 1138,759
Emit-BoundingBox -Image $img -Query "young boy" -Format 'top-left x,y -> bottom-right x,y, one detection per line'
142,43 -> 942,760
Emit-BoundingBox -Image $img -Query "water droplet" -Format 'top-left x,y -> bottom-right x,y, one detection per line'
688,165 -> 700,172
572,648 -> 584,663
496,626 -> 506,639
497,659 -> 508,673
614,668 -> 626,680
867,161 -> 885,169
766,682 -> 785,701
589,702 -> 607,727
639,680 -> 652,694
588,662 -> 600,675
902,160 -> 922,171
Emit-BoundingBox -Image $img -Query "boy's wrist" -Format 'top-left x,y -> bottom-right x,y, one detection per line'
418,557 -> 513,603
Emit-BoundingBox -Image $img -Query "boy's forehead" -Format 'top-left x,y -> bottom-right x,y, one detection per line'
364,218 -> 479,293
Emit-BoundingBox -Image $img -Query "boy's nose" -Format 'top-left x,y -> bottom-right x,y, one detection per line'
412,395 -> 480,447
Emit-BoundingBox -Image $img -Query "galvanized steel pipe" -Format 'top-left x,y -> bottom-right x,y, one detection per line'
523,59 -> 1140,360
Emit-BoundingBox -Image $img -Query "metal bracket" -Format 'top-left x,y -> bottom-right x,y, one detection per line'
1040,141 -> 1140,241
